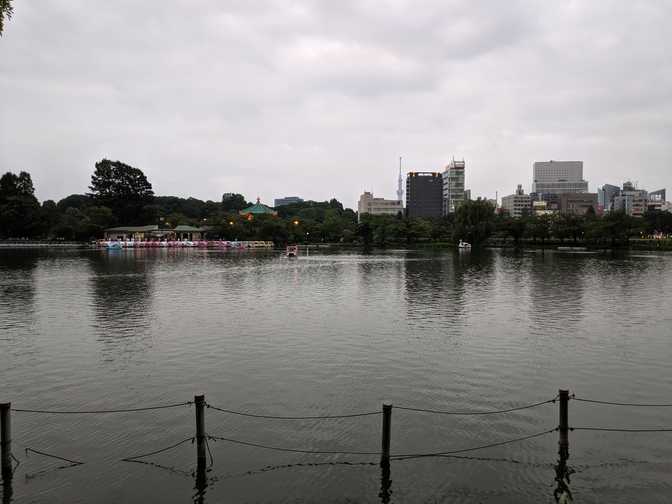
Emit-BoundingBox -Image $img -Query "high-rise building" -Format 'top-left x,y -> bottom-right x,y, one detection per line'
597,184 -> 621,213
357,192 -> 403,222
397,158 -> 404,203
274,196 -> 304,207
406,172 -> 443,218
501,184 -> 531,218
532,161 -> 588,194
442,159 -> 466,215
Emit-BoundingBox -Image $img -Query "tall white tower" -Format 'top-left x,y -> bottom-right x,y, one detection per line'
397,156 -> 404,203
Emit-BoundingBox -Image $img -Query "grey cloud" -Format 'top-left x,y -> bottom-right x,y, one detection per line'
0,0 -> 670,207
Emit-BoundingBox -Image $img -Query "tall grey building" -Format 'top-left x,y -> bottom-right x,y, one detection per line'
406,172 -> 443,218
442,159 -> 466,215
597,184 -> 621,212
532,161 -> 588,194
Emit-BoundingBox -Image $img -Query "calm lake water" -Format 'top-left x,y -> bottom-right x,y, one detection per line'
1,247 -> 672,503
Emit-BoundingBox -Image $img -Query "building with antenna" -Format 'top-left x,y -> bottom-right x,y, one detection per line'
397,157 -> 404,203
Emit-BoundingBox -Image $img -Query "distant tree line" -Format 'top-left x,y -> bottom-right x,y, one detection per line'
2,160 -> 671,247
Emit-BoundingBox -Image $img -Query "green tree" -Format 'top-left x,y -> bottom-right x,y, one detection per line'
57,194 -> 92,212
222,193 -> 248,213
502,217 -> 527,246
0,0 -> 12,36
85,206 -> 115,229
89,159 -> 154,225
527,215 -> 551,245
453,199 -> 496,246
0,171 -> 41,238
40,200 -> 60,236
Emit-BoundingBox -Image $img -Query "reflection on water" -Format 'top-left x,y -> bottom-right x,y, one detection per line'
1,248 -> 672,503
0,251 -> 38,338
528,251 -> 587,334
87,250 -> 156,363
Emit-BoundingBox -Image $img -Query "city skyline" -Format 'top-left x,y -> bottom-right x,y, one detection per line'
1,2 -> 671,209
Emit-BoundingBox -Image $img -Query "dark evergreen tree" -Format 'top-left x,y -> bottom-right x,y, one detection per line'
88,159 -> 155,225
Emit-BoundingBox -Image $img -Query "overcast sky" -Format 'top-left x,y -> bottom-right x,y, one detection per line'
1,1 -> 671,208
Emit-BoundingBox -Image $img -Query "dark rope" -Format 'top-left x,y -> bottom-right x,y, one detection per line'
206,403 -> 380,420
571,427 -> 672,433
25,447 -> 84,465
395,398 -> 557,416
391,428 -> 557,460
122,458 -> 194,478
209,460 -> 380,483
11,452 -> 21,474
122,437 -> 195,461
208,428 -> 556,459
13,401 -> 192,414
573,397 -> 672,408
205,435 -> 214,467
207,435 -> 380,456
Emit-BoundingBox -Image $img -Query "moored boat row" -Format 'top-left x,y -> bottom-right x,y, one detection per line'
98,240 -> 273,249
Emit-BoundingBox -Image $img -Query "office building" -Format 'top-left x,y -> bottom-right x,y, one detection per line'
648,189 -> 667,212
532,161 -> 588,194
274,196 -> 304,207
406,172 -> 443,218
442,159 -> 466,215
559,193 -> 598,215
501,185 -> 532,218
597,184 -> 621,213
357,192 -> 403,222
612,181 -> 648,217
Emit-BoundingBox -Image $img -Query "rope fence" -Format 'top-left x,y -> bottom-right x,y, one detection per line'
11,401 -> 193,415
2,389 -> 672,496
206,403 -> 380,420
394,397 -> 558,416
572,396 -> 672,407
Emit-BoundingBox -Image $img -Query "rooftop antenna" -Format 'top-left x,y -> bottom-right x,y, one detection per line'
397,156 -> 404,203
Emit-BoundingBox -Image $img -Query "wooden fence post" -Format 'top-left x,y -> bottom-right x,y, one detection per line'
194,394 -> 206,496
558,389 -> 569,459
381,403 -> 392,467
0,403 -> 11,482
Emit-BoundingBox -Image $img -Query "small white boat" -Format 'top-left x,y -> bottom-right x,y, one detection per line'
286,245 -> 299,258
458,240 -> 472,250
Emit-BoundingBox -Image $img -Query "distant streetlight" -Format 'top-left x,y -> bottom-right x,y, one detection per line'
229,221 -> 234,226
293,220 -> 300,226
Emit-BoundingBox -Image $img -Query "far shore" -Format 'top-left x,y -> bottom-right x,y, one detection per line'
2,238 -> 671,252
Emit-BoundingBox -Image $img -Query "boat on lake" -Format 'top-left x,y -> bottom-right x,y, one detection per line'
286,245 -> 299,258
458,240 -> 472,250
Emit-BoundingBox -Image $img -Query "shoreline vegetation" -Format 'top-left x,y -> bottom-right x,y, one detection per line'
1,160 -> 671,251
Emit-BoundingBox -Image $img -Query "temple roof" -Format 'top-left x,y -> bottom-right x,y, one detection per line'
239,198 -> 277,216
